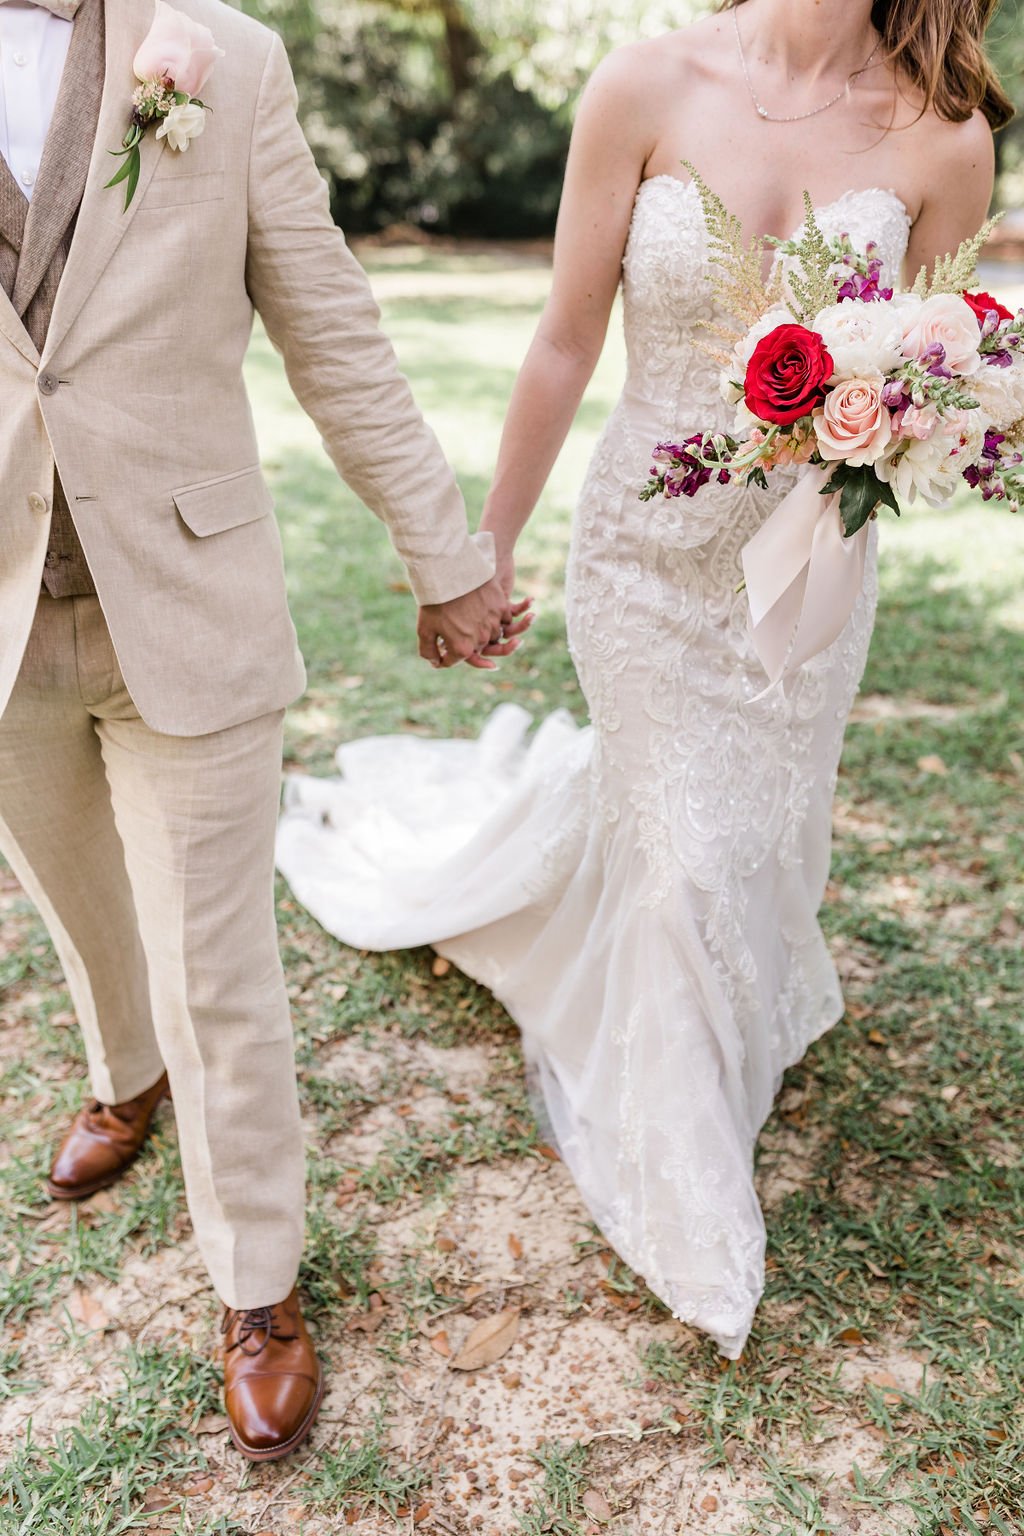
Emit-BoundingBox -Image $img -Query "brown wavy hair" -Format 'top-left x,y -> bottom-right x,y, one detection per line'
722,0 -> 1014,130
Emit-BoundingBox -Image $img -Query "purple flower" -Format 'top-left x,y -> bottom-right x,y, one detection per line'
882,380 -> 910,411
918,341 -> 951,379
836,253 -> 894,304
964,429 -> 1007,489
652,435 -> 720,498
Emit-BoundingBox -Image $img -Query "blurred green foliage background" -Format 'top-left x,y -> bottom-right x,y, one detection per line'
241,0 -> 1024,237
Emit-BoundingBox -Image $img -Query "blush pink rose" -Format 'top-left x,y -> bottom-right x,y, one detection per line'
134,0 -> 224,97
813,377 -> 893,467
901,293 -> 982,376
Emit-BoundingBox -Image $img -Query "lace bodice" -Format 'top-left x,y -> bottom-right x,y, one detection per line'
621,178 -> 912,440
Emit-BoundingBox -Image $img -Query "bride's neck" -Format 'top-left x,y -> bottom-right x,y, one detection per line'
735,0 -> 879,82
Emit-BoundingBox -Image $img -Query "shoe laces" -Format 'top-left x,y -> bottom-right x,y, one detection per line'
222,1303 -> 298,1357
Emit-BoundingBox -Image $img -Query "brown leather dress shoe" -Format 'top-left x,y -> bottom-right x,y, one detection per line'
46,1071 -> 170,1200
222,1288 -> 324,1461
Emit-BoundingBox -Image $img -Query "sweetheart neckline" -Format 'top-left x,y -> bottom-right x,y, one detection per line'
635,174 -> 913,243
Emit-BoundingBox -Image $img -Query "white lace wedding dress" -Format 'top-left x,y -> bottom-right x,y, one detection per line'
277,181 -> 911,1357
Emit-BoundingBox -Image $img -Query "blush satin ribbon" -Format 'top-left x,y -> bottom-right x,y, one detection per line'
740,465 -> 871,694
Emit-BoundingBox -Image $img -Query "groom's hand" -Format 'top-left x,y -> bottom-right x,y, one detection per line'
418,579 -> 533,671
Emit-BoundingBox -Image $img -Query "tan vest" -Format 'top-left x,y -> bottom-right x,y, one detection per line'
0,0 -> 104,598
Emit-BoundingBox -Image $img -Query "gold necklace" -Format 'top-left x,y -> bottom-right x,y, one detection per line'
733,7 -> 882,124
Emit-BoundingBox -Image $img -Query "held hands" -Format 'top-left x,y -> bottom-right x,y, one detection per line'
417,573 -> 534,672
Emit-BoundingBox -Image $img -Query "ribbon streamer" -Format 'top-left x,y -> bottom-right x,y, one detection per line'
740,465 -> 871,693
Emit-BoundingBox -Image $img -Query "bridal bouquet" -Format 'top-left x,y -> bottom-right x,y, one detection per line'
641,169 -> 1024,686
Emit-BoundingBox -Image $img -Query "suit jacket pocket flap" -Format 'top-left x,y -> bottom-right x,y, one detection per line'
173,467 -> 273,537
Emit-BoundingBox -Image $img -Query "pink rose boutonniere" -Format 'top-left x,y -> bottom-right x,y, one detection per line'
106,0 -> 225,210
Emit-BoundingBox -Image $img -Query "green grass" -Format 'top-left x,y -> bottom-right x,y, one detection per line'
1,247 -> 1022,1535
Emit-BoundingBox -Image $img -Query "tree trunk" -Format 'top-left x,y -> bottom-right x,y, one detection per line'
439,0 -> 478,97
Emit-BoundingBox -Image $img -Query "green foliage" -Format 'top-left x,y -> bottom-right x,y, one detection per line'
821,463 -> 901,537
515,1442 -> 593,1535
0,1343 -> 224,1534
239,0 -> 699,235
304,1406 -> 429,1515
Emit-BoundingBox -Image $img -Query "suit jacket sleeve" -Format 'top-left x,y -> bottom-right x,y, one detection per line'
244,34 -> 495,607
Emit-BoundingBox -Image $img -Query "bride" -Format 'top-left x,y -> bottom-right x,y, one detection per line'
278,0 -> 1009,1357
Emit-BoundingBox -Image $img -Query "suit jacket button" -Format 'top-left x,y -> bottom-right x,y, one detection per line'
28,492 -> 48,514
38,372 -> 59,396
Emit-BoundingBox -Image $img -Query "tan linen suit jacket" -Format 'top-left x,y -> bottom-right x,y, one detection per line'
0,0 -> 494,737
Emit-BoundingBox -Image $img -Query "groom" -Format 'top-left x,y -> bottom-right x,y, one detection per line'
0,0 -> 513,1461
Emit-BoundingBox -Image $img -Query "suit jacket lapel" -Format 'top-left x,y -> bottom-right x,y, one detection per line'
43,0 -> 167,363
12,0 -> 106,319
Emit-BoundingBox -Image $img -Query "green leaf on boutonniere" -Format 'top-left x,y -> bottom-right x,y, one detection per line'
821,463 -> 901,538
105,141 -> 142,211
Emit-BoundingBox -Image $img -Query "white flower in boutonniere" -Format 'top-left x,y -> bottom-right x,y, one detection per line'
157,101 -> 208,153
106,0 -> 224,211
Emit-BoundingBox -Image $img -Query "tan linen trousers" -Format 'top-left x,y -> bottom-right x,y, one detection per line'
0,596 -> 303,1308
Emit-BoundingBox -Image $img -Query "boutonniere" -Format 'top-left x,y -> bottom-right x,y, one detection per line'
106,0 -> 225,211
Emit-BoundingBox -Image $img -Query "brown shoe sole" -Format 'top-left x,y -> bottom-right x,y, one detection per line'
228,1359 -> 325,1463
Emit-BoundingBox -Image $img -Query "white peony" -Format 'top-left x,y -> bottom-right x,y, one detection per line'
812,300 -> 906,381
952,407 -> 989,462
967,360 -> 1024,431
156,101 -> 207,153
876,430 -> 961,506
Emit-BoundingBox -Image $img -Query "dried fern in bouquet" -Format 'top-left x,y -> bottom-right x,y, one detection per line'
911,215 -> 1003,297
683,162 -> 784,350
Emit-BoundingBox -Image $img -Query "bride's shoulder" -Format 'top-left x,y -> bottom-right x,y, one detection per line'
585,13 -> 727,97
895,98 -> 995,196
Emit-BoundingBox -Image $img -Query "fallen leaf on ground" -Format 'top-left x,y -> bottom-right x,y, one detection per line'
700,1494 -> 719,1512
195,1414 -> 230,1435
66,1287 -> 110,1331
430,1330 -> 452,1357
183,1478 -> 214,1496
867,1371 -> 903,1404
142,1487 -> 178,1514
917,754 -> 949,776
347,1305 -> 388,1334
582,1489 -> 612,1522
507,1234 -> 523,1260
450,1308 -> 520,1371
83,1189 -> 120,1215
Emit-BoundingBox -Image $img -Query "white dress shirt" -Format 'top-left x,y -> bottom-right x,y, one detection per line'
0,4 -> 73,201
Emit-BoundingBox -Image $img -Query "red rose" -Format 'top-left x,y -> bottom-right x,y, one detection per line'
744,324 -> 835,426
962,290 -> 1013,327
